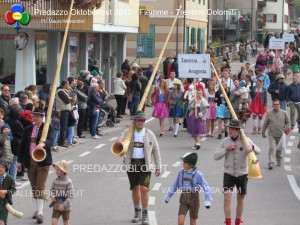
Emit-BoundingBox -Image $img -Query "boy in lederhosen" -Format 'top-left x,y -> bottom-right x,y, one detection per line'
164,153 -> 212,225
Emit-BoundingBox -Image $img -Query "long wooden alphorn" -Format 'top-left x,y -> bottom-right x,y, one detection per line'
211,63 -> 262,179
111,5 -> 183,156
32,0 -> 75,160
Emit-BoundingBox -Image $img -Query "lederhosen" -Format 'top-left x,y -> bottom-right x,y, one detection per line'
127,136 -> 151,191
178,171 -> 200,219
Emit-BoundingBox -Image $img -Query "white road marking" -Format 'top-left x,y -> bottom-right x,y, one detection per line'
161,171 -> 171,178
172,161 -> 182,167
201,137 -> 207,142
16,181 -> 30,189
290,136 -> 296,140
49,171 -> 54,174
145,117 -> 155,124
149,196 -> 155,205
285,149 -> 291,155
79,151 -> 91,157
152,183 -> 161,191
109,137 -> 118,141
287,175 -> 300,201
148,211 -> 157,225
94,144 -> 106,149
67,160 -> 74,164
284,158 -> 291,163
287,142 -> 293,147
284,165 -> 292,171
292,128 -> 298,133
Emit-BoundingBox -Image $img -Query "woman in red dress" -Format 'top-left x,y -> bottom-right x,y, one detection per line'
249,78 -> 268,134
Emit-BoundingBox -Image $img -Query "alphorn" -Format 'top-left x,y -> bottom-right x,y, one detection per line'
6,202 -> 23,219
31,0 -> 75,161
211,63 -> 262,179
111,5 -> 183,156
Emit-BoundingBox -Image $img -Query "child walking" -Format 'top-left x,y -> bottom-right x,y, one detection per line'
164,153 -> 212,225
50,160 -> 74,225
0,159 -> 16,225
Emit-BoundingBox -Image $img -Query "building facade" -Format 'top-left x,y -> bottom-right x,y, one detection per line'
126,0 -> 209,69
0,0 -> 141,93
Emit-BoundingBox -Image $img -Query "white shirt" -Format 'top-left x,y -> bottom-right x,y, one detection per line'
132,128 -> 146,159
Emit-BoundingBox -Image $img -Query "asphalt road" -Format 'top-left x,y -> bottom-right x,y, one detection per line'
7,56 -> 300,225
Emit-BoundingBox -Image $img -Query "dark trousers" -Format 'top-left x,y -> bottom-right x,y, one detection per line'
121,96 -> 128,114
115,94 -> 124,116
77,108 -> 86,136
240,55 -> 244,62
84,108 -> 89,129
59,110 -> 69,145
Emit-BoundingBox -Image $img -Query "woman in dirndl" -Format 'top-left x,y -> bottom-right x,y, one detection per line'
249,78 -> 267,134
215,82 -> 231,139
205,81 -> 217,137
187,89 -> 209,150
151,79 -> 169,136
168,80 -> 184,137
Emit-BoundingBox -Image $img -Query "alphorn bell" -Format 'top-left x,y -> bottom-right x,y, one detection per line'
211,63 -> 262,179
6,203 -> 23,219
111,5 -> 183,156
31,147 -> 46,162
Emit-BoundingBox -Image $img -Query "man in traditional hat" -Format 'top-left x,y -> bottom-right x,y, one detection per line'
17,108 -> 53,224
262,99 -> 291,169
268,74 -> 288,110
117,111 -> 161,225
214,119 -> 261,225
164,152 -> 212,225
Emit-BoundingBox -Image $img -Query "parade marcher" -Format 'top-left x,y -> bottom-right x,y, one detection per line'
286,73 -> 300,131
255,50 -> 267,72
17,108 -> 54,224
205,81 -> 217,137
164,152 -> 212,225
268,74 -> 288,110
55,80 -> 71,148
215,82 -> 231,139
50,160 -> 74,225
249,78 -> 267,134
214,119 -> 261,225
168,80 -> 184,137
117,111 -> 161,225
114,72 -> 126,118
254,68 -> 270,89
187,89 -> 209,149
151,79 -> 169,136
262,99 -> 291,169
0,159 -> 15,225
221,69 -> 235,92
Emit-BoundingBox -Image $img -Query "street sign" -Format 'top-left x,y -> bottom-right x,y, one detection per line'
269,38 -> 285,50
282,34 -> 295,42
178,54 -> 211,79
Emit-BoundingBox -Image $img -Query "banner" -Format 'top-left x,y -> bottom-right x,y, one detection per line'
269,38 -> 285,50
282,34 -> 295,42
178,54 -> 211,79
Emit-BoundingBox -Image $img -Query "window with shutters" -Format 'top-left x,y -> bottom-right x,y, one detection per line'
186,26 -> 190,53
191,28 -> 196,45
267,0 -> 277,2
265,14 -> 277,23
137,24 -> 155,58
197,28 -> 205,54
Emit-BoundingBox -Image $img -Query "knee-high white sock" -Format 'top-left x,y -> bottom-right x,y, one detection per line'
174,123 -> 179,135
258,119 -> 262,128
36,199 -> 44,215
252,118 -> 257,127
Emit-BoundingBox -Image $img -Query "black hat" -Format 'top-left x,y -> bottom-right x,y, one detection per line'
133,111 -> 146,120
0,159 -> 8,169
225,119 -> 243,129
32,108 -> 45,116
180,153 -> 198,168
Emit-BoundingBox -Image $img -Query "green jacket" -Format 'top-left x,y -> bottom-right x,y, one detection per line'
1,174 -> 16,205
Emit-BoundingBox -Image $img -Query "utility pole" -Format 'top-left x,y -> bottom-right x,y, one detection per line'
282,0 -> 284,33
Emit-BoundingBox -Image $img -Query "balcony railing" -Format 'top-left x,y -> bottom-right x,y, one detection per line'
258,0 -> 267,11
212,20 -> 250,31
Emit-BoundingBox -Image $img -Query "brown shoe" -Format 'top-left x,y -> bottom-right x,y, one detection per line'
32,210 -> 38,219
37,214 -> 44,223
168,127 -> 173,131
60,143 -> 69,148
252,127 -> 257,134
